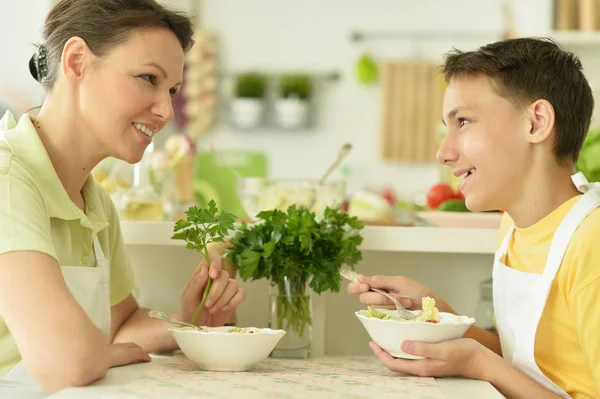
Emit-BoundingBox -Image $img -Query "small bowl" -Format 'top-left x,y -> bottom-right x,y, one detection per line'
237,177 -> 346,220
169,326 -> 286,371
355,308 -> 475,359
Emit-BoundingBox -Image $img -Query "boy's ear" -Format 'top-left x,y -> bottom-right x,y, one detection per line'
526,99 -> 555,144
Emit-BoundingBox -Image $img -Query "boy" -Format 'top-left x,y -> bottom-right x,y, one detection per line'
348,37 -> 599,399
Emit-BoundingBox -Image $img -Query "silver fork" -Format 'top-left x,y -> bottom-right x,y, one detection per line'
148,310 -> 203,329
340,269 -> 417,321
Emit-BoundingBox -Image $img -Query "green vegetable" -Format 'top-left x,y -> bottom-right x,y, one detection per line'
365,306 -> 392,320
438,199 -> 470,212
172,200 -> 237,325
577,128 -> 600,183
225,205 -> 364,336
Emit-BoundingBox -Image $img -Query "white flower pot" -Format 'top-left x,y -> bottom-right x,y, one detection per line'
275,98 -> 309,129
230,98 -> 264,129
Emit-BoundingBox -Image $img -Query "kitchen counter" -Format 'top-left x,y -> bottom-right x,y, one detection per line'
48,354 -> 504,399
121,221 -> 499,254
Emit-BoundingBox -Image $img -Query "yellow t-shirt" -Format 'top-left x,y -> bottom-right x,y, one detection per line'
0,111 -> 134,375
498,197 -> 600,399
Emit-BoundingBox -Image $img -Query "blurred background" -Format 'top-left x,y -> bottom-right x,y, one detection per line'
3,0 -> 600,358
1,0 -> 599,226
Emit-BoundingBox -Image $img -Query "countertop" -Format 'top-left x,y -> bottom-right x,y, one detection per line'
121,221 -> 500,255
48,354 -> 504,399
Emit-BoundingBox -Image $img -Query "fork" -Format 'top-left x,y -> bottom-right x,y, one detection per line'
148,310 -> 202,329
340,269 -> 417,321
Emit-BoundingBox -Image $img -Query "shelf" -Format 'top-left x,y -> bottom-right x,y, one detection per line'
121,222 -> 499,255
550,30 -> 600,46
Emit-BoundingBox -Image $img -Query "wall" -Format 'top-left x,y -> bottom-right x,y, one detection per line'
4,0 -> 595,199
192,0 -> 554,198
0,1 -> 50,114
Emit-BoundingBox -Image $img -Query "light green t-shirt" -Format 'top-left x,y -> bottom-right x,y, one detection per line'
0,111 -> 135,374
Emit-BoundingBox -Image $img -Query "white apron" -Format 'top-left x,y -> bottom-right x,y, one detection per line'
493,172 -> 600,399
0,235 -> 111,397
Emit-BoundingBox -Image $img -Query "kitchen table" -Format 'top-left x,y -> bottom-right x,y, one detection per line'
46,353 -> 504,399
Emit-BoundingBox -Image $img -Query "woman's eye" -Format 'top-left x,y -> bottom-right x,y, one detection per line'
141,74 -> 157,84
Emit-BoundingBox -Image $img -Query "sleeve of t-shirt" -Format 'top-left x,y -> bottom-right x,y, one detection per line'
0,158 -> 57,260
569,278 -> 600,394
567,214 -> 600,395
98,185 -> 135,306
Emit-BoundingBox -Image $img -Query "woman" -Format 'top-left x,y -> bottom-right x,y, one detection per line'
0,0 -> 245,394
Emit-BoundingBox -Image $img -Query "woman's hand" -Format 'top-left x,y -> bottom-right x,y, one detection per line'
108,342 -> 151,368
370,338 -> 491,380
179,249 -> 246,327
346,274 -> 454,313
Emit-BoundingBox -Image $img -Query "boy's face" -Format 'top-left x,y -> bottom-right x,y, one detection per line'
438,75 -> 531,212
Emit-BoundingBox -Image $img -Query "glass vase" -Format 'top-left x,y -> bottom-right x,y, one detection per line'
268,275 -> 312,359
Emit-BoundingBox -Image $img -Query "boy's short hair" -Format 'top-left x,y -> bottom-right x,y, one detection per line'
441,37 -> 594,164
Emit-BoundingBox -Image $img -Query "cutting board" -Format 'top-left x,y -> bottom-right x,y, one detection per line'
380,61 -> 445,163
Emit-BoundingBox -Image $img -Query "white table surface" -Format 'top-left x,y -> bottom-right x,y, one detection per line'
45,354 -> 504,399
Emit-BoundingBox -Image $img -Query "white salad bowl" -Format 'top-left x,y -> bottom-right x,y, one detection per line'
169,326 -> 286,371
355,308 -> 476,359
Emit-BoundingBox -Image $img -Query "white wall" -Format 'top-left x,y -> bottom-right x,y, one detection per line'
0,1 -> 51,114
192,0 -> 554,199
6,0 -> 594,201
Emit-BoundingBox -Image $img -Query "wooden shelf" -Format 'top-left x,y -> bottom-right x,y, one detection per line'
551,30 -> 600,46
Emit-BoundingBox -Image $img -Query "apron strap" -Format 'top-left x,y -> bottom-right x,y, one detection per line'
495,224 -> 515,260
92,235 -> 108,266
518,180 -> 600,357
543,186 -> 600,280
572,171 -> 600,193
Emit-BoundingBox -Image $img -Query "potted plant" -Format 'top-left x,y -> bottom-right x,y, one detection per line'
225,205 -> 364,358
275,73 -> 313,129
230,72 -> 267,129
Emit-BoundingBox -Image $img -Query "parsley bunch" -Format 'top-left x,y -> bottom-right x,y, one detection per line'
225,205 -> 364,335
172,200 -> 237,325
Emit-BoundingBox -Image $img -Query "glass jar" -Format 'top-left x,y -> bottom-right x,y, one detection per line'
114,144 -> 165,221
474,278 -> 496,333
268,275 -> 312,359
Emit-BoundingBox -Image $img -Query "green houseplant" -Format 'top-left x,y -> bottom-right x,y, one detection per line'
275,73 -> 313,129
225,204 -> 364,357
576,127 -> 600,183
231,72 -> 267,130
279,74 -> 313,100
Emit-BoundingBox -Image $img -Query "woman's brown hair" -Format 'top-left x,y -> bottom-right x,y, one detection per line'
29,0 -> 194,86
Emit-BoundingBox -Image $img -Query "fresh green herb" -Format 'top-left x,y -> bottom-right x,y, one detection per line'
172,200 -> 237,325
225,205 -> 364,336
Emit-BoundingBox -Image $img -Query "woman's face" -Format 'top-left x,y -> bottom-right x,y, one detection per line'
78,27 -> 185,164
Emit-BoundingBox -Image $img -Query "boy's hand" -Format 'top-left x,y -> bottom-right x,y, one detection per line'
346,274 -> 454,313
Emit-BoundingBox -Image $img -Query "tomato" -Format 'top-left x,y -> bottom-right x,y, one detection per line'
426,183 -> 455,209
382,187 -> 396,206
